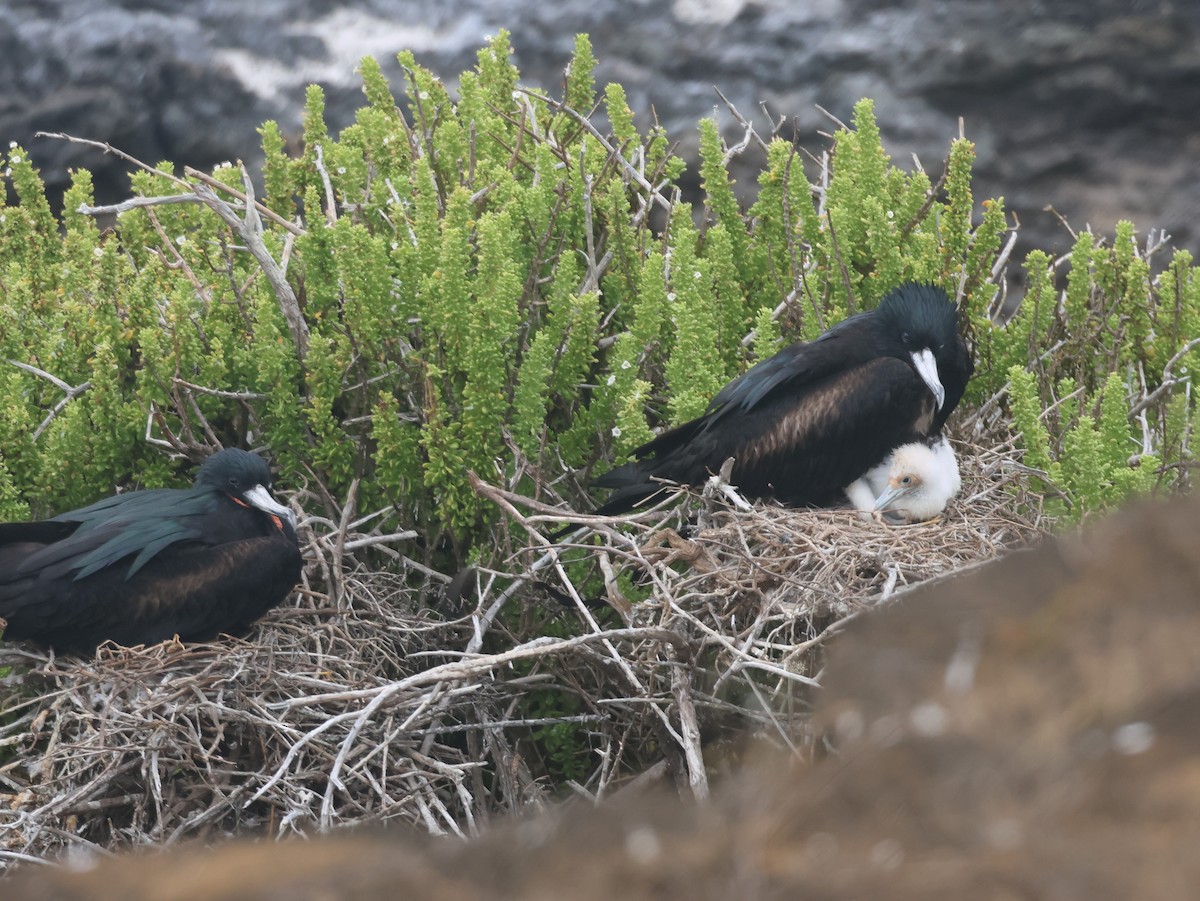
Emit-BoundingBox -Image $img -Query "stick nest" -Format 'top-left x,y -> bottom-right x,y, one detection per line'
0,437 -> 1049,869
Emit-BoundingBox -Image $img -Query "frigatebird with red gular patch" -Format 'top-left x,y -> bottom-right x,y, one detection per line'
0,448 -> 302,652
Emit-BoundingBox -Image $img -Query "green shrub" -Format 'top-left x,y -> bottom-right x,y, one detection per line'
994,229 -> 1190,521
0,31 -> 1195,557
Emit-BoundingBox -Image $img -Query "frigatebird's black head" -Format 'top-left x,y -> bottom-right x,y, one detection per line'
871,283 -> 973,428
194,449 -> 297,534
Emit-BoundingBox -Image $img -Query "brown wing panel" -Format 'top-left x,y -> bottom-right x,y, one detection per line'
2,535 -> 302,651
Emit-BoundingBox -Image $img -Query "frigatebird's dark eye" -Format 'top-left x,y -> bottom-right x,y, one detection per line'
228,476 -> 240,490
901,331 -> 911,344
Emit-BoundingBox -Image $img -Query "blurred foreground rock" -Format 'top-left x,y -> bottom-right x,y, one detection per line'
3,1 -> 1199,258
10,492 -> 1200,898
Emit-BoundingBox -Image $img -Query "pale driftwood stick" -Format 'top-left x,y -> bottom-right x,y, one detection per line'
36,131 -> 190,188
469,471 -> 683,535
713,86 -> 769,158
313,144 -> 338,225
266,628 -> 687,714
61,138 -> 312,366
991,227 -> 1020,283
669,656 -> 709,801
1127,336 -> 1200,418
331,477 -> 358,608
579,161 -> 601,294
183,166 -> 304,236
7,360 -> 92,441
7,359 -> 79,397
517,88 -> 673,212
145,202 -> 214,306
142,405 -> 178,451
0,849 -> 56,866
171,378 -> 266,400
190,169 -> 310,362
421,714 -> 604,736
77,194 -> 199,216
340,531 -> 420,551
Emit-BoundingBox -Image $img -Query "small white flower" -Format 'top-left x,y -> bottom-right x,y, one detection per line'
419,90 -> 430,100
886,209 -> 894,219
337,166 -> 346,175
93,247 -> 104,258
666,292 -> 676,301
611,426 -> 622,438
693,270 -> 702,279
10,154 -> 21,164
390,241 -> 399,250
175,235 -> 186,245
7,141 -> 15,149
606,374 -> 616,386
620,360 -> 632,370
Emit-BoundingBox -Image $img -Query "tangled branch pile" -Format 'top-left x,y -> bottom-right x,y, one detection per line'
0,435 -> 1048,867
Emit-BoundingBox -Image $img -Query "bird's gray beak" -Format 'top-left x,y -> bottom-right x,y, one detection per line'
244,484 -> 297,530
873,484 -> 908,512
911,348 -> 945,410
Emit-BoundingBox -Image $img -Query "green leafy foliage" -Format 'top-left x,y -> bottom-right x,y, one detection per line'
981,227 -> 1192,522
0,37 -> 1195,561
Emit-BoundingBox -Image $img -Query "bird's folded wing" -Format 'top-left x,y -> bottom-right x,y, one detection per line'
25,494 -> 210,582
704,323 -> 876,424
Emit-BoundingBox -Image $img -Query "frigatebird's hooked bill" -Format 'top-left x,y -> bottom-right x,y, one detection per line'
0,449 -> 303,652
844,436 -> 962,522
592,282 -> 973,514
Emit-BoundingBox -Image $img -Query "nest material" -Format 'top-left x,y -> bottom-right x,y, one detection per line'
0,437 -> 1049,869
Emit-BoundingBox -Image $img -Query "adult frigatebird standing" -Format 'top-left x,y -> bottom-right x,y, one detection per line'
0,448 -> 302,652
593,282 -> 973,514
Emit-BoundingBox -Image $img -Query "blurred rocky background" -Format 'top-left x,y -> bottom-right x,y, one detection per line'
3,0 -> 1198,261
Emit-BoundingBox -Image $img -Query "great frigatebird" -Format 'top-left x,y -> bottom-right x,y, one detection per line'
0,448 -> 302,652
844,436 -> 962,522
592,282 -> 973,514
